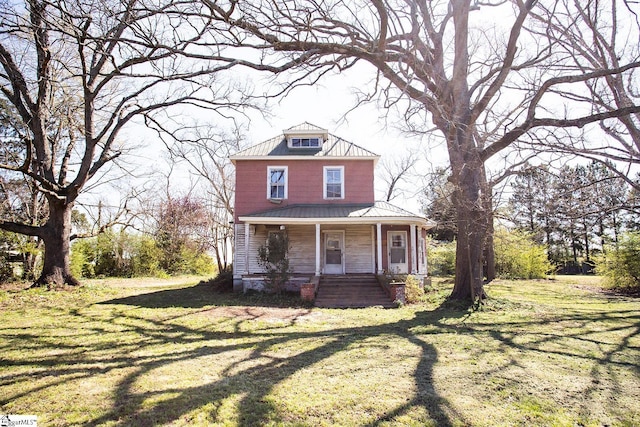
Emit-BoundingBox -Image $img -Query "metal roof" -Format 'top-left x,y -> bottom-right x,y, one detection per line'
238,201 -> 435,227
230,122 -> 379,160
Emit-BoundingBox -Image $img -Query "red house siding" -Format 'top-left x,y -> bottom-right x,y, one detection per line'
234,159 -> 375,221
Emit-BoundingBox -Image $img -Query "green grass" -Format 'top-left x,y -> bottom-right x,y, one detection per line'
1,275 -> 638,426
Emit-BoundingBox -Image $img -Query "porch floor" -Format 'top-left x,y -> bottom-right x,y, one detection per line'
315,274 -> 396,308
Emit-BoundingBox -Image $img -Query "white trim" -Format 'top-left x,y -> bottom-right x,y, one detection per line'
267,166 -> 288,200
371,226 -> 376,274
418,234 -> 427,275
315,224 -> 321,276
410,224 -> 417,274
376,223 -> 383,274
230,155 -> 379,163
323,165 -> 345,200
284,128 -> 329,135
244,222 -> 250,274
238,216 -> 431,227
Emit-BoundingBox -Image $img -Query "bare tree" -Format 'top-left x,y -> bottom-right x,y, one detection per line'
378,150 -> 419,202
526,0 -> 640,189
0,0 -> 290,285
203,0 -> 640,302
152,121 -> 241,271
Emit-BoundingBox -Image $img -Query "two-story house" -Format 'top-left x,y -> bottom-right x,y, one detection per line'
231,123 -> 433,301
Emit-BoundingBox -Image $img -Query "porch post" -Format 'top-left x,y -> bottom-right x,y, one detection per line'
315,223 -> 321,276
244,222 -> 250,274
376,223 -> 383,274
410,224 -> 417,274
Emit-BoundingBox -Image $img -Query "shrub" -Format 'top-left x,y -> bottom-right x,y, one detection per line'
428,240 -> 456,276
494,228 -> 553,279
597,232 -> 640,290
179,246 -> 216,275
129,235 -> 163,277
405,275 -> 425,304
257,232 -> 292,293
200,265 -> 233,292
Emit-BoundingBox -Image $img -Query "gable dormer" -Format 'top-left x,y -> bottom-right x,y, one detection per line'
284,126 -> 329,150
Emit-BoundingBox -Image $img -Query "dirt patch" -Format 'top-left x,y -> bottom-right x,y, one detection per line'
0,281 -> 31,292
574,284 -> 640,298
203,306 -> 324,322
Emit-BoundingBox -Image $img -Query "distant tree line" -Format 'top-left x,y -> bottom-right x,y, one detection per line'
508,162 -> 638,271
423,161 -> 639,277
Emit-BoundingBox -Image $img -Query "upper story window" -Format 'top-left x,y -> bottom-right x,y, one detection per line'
289,136 -> 322,148
267,166 -> 287,200
324,166 -> 344,199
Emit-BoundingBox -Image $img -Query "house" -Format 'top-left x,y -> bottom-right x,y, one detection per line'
230,123 -> 434,301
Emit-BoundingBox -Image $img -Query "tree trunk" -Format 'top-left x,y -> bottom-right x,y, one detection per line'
481,169 -> 495,283
35,198 -> 79,286
448,157 -> 487,302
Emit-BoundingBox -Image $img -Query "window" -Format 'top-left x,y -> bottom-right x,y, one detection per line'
323,166 -> 344,199
289,136 -> 322,148
267,166 -> 287,199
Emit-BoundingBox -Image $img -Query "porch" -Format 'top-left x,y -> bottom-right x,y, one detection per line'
233,202 -> 435,295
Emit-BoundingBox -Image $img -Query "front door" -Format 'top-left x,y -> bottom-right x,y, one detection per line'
388,231 -> 408,273
324,232 -> 344,274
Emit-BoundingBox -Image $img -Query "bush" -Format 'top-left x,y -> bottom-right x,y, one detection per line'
257,232 -> 292,294
597,232 -> 640,290
200,265 -> 233,292
130,235 -> 163,277
494,228 -> 553,279
178,246 -> 216,275
70,229 -> 216,279
405,275 -> 425,304
428,240 -> 456,276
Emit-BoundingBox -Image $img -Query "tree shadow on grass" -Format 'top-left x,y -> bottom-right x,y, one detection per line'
98,282 -> 310,310
74,306 -> 467,426
3,287 -> 639,426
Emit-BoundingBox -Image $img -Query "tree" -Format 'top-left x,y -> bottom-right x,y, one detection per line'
597,231 -> 640,290
154,196 -> 214,275
0,0 -> 273,285
527,1 -> 640,190
494,228 -> 552,279
204,0 -> 640,302
422,168 -> 457,242
509,162 -> 633,268
378,150 -> 419,203
154,123 -> 241,271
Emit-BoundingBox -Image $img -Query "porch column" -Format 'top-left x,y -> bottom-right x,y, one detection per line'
315,223 -> 321,276
244,222 -> 250,274
376,223 -> 383,274
410,224 -> 417,274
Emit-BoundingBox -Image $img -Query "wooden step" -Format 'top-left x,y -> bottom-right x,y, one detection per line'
315,275 -> 395,308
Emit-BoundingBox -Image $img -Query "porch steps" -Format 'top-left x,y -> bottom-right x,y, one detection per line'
315,274 -> 396,308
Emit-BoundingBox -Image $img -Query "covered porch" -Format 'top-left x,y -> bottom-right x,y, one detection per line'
233,202 -> 434,293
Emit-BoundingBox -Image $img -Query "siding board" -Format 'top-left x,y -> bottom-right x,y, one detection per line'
344,225 -> 374,273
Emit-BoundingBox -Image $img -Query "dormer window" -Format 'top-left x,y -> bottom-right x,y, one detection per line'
289,137 -> 322,148
284,127 -> 328,149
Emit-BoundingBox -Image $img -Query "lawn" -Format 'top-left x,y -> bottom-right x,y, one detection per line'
0,275 -> 638,426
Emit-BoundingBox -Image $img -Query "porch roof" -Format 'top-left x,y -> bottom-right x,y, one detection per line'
238,201 -> 435,227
